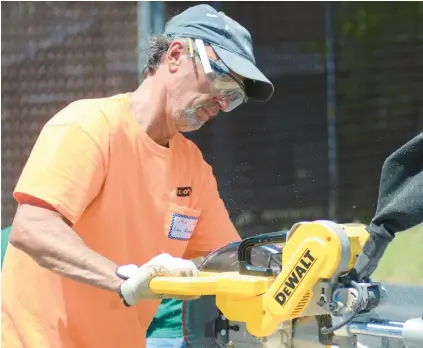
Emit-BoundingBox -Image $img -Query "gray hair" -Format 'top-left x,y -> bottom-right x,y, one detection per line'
142,35 -> 199,77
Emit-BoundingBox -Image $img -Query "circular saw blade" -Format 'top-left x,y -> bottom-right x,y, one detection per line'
182,241 -> 283,347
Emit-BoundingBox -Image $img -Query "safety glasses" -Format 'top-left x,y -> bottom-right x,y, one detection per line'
190,39 -> 247,112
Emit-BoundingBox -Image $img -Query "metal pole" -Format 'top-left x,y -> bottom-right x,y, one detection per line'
137,1 -> 152,84
152,1 -> 165,35
325,1 -> 338,221
348,319 -> 404,339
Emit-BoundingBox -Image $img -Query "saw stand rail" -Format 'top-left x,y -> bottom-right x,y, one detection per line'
256,317 -> 423,348
333,317 -> 423,348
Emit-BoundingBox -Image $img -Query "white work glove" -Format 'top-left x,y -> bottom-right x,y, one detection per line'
118,253 -> 199,306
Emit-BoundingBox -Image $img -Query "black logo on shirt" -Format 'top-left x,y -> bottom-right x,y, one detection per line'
177,187 -> 192,197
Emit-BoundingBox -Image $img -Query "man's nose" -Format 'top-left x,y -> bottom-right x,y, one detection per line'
215,96 -> 231,111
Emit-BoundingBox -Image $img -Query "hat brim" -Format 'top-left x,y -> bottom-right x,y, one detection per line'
211,44 -> 274,102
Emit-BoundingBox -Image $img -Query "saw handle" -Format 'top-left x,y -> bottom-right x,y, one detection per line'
238,231 -> 286,277
148,272 -> 218,296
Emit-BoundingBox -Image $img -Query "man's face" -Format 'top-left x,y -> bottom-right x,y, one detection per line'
165,40 -> 245,133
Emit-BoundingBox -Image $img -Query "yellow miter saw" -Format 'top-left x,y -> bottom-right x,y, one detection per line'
149,220 -> 423,348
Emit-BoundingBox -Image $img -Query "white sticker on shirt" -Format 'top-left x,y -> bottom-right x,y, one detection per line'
168,213 -> 199,241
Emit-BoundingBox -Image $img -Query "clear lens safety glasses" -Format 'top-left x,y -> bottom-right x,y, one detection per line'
191,38 -> 247,112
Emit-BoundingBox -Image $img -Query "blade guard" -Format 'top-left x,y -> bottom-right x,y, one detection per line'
180,241 -> 283,348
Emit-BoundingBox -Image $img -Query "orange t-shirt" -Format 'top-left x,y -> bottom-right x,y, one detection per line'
1,93 -> 240,348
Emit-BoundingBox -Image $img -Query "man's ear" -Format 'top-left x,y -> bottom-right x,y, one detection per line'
166,40 -> 185,73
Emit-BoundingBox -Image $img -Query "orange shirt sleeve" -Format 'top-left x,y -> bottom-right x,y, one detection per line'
13,104 -> 108,225
185,163 -> 241,259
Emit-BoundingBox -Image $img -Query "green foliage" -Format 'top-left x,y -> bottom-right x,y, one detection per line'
300,2 -> 422,113
339,2 -> 422,42
335,1 -> 422,102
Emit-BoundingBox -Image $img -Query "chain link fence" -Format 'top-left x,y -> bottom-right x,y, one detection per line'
2,1 -> 422,237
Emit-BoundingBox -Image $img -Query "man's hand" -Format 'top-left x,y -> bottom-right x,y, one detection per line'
119,253 -> 199,306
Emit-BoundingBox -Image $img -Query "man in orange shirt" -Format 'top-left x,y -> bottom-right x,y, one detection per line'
1,4 -> 274,348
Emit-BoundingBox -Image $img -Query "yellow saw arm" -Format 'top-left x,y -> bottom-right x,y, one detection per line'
149,220 -> 369,338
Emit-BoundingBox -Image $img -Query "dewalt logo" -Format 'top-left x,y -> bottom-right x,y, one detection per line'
274,249 -> 317,306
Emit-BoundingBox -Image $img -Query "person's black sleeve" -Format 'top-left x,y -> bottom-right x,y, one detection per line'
353,132 -> 423,280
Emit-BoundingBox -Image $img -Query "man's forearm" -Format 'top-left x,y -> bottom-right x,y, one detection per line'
10,204 -> 124,293
36,237 -> 124,293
